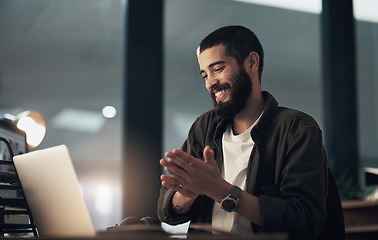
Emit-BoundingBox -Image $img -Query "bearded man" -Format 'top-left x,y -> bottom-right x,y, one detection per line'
158,25 -> 344,240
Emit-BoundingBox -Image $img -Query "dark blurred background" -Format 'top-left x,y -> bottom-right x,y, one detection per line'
0,0 -> 377,231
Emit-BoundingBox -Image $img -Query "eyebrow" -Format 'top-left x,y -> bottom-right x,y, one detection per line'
199,61 -> 226,75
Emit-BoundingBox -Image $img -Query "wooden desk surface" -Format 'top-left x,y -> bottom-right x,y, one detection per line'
2,224 -> 289,240
342,199 -> 378,239
2,232 -> 289,240
342,199 -> 378,209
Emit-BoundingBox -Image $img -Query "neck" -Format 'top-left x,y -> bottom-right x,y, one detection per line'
232,91 -> 264,135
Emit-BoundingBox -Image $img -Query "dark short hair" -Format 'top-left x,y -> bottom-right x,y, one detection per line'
198,25 -> 264,81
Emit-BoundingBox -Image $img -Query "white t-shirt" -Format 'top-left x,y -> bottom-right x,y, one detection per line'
212,116 -> 261,234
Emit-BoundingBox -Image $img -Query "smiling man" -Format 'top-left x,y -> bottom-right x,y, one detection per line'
158,25 -> 344,240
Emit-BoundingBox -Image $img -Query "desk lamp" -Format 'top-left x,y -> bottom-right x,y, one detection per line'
3,111 -> 46,149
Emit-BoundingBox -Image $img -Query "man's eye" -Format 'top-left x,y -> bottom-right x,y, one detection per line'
214,66 -> 225,72
202,74 -> 208,80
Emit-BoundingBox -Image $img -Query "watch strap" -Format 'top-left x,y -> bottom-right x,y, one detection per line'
229,185 -> 241,200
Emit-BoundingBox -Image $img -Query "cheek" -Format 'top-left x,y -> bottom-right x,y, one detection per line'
222,68 -> 236,82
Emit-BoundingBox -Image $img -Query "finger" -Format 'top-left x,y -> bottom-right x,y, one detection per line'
161,157 -> 188,174
164,150 -> 174,158
161,180 -> 182,192
161,179 -> 197,199
160,158 -> 168,167
203,146 -> 217,166
163,164 -> 191,185
166,150 -> 196,169
160,174 -> 176,182
161,174 -> 181,186
165,151 -> 185,168
163,165 -> 187,179
161,174 -> 186,190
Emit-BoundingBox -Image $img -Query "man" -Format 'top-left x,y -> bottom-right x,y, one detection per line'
158,25 -> 341,240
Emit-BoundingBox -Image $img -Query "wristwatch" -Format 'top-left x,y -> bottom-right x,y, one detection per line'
221,185 -> 241,212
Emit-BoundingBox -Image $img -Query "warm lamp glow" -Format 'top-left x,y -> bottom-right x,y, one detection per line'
2,111 -> 47,149
16,111 -> 46,149
16,116 -> 46,149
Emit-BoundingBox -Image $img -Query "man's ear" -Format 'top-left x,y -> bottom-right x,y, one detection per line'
247,52 -> 260,72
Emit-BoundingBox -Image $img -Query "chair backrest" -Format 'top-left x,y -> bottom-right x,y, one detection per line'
318,168 -> 345,239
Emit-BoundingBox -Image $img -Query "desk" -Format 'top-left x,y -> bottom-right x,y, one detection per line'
343,200 -> 378,239
2,232 -> 288,240
0,224 -> 289,240
97,227 -> 289,240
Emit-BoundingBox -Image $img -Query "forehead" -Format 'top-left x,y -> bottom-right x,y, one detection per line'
198,45 -> 232,69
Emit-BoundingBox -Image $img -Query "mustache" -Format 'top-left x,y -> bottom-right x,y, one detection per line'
209,83 -> 231,93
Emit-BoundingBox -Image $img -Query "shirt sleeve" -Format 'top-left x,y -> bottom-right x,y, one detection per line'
157,185 -> 193,225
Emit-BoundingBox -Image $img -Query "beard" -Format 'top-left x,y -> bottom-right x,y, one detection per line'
211,67 -> 252,120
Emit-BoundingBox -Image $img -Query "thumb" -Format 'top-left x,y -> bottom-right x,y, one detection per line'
203,146 -> 216,166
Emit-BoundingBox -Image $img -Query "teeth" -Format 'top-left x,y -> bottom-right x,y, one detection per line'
215,89 -> 226,98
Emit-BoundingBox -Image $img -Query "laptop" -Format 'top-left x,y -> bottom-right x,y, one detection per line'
13,145 -> 96,237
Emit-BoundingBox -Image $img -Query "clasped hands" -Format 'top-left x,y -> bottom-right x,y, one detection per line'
160,146 -> 227,202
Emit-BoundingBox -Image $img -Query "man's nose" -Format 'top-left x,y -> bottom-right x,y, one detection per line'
206,75 -> 219,92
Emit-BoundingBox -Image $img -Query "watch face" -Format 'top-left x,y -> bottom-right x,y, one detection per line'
221,198 -> 237,212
